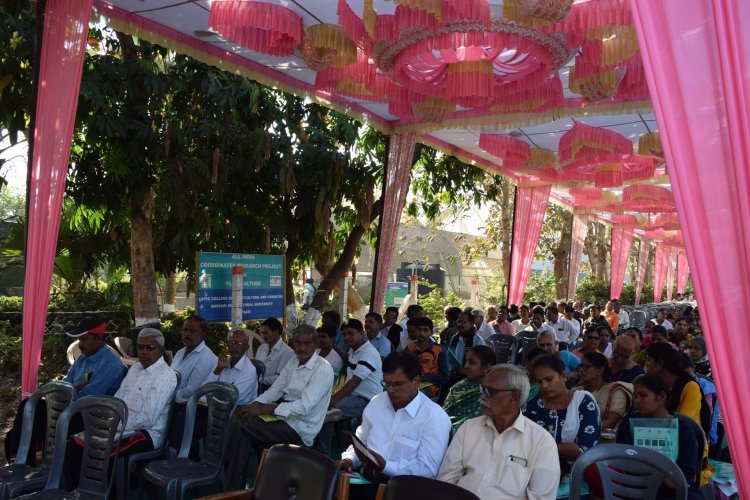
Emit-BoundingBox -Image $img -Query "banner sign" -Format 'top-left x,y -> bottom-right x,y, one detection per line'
197,252 -> 284,322
384,282 -> 409,307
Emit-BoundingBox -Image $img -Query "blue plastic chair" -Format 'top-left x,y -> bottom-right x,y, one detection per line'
15,395 -> 128,500
570,443 -> 688,500
115,371 -> 180,500
0,382 -> 75,499
141,382 -> 239,500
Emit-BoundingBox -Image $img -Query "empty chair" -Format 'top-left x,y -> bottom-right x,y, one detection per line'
141,382 -> 239,500
375,475 -> 480,500
569,443 -> 688,500
485,334 -> 517,364
0,382 -> 75,499
115,371 -> 181,500
514,330 -> 538,365
113,336 -> 139,366
15,396 -> 128,500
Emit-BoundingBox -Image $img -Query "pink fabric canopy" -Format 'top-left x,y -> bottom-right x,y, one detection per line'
567,213 -> 588,299
21,0 -> 94,397
665,250 -> 676,301
677,251 -> 689,294
507,184 -> 551,306
652,246 -> 669,303
371,133 -> 417,312
634,239 -> 650,305
630,0 -> 750,495
609,228 -> 633,300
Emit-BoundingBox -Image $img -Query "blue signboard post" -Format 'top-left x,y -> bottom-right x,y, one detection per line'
196,252 -> 285,322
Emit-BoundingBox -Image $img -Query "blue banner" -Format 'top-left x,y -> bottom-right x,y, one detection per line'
196,252 -> 285,322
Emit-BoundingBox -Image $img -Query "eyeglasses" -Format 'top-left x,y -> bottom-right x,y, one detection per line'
381,380 -> 411,390
480,385 -> 517,397
227,340 -> 248,346
137,344 -> 160,351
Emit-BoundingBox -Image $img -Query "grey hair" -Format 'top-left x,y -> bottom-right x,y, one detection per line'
536,330 -> 557,347
229,328 -> 252,343
292,323 -> 318,341
138,327 -> 165,347
488,364 -> 530,404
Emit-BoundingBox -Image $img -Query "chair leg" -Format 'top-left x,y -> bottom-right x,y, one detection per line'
166,479 -> 179,500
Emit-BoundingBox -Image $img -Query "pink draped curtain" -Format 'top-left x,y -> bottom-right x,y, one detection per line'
665,250 -> 677,301
652,246 -> 669,303
371,132 -> 417,311
630,0 -> 750,494
609,228 -> 633,301
22,0 -> 94,397
677,251 -> 689,294
567,213 -> 588,299
634,240 -> 650,305
507,184 -> 551,306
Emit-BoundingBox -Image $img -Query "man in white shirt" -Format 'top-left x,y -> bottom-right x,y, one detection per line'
437,364 -> 560,500
317,323 -> 344,375
172,315 -> 218,401
613,299 -> 629,331
339,351 -> 451,498
318,319 -> 384,456
472,308 -> 496,340
397,304 -> 425,351
543,305 -> 579,346
364,312 -> 394,358
655,308 -> 673,331
254,317 -> 295,392
224,324 -> 334,490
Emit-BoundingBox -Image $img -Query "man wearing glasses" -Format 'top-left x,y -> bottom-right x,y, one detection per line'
438,364 -> 560,499
338,351 -> 451,499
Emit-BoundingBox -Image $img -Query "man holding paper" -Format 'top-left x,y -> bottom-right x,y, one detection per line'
224,324 -> 334,490
338,351 -> 451,499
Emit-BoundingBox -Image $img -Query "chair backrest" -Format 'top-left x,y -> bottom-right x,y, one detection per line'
380,475 -> 480,500
674,412 -> 706,486
569,443 -> 688,500
179,382 -> 239,466
252,444 -> 338,500
15,381 -> 75,467
485,334 -> 517,364
46,396 -> 128,498
630,310 -> 647,329
114,336 -> 136,358
66,340 -> 81,365
250,359 -> 266,387
515,331 -> 538,364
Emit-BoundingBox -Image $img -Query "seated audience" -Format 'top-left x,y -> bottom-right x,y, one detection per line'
397,305 -> 425,350
364,312 -> 394,358
254,317 -> 294,392
623,327 -> 648,366
582,304 -> 608,330
609,335 -> 645,383
405,317 -> 449,398
536,331 -> 581,374
655,308 -> 674,331
688,336 -> 711,380
524,346 -> 548,403
338,352 -> 451,499
576,352 -> 631,431
4,317 -> 126,465
616,373 -> 703,500
225,324 -> 334,490
604,301 -> 619,334
596,325 -> 613,358
511,304 -> 532,333
447,311 -> 486,379
172,315 -> 218,401
383,306 -> 403,350
671,318 -> 692,345
316,323 -> 344,375
572,327 -> 601,359
489,306 -> 514,335
472,308 -> 495,341
439,306 -> 462,346
522,306 -> 547,333
442,345 -> 496,432
524,355 -> 600,473
543,305 -> 579,346
438,364 -> 560,500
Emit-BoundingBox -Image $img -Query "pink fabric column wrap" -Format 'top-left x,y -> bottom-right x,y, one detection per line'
371,133 -> 417,311
652,246 -> 669,303
507,184 -> 551,306
22,0 -> 94,397
567,213 -> 588,299
609,228 -> 633,300
665,250 -> 677,301
634,240 -> 650,305
630,0 -> 750,495
677,251 -> 689,295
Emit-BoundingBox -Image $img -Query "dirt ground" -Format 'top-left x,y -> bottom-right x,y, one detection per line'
0,376 -> 21,465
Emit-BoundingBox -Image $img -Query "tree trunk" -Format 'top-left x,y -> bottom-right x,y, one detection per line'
164,271 -> 177,313
499,180 -> 514,287
284,241 -> 299,306
584,221 -> 609,281
130,187 -> 160,325
644,245 -> 655,284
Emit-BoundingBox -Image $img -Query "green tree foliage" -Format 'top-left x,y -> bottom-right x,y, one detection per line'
575,276 -> 611,304
418,283 -> 464,329
522,270 -> 558,304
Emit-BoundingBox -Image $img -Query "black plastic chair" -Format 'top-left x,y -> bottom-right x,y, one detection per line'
250,359 -> 265,389
250,444 -> 338,500
570,443 -> 688,500
15,395 -> 128,500
0,382 -> 75,499
375,475 -> 480,500
141,382 -> 239,500
115,371 -> 181,500
485,334 -> 517,364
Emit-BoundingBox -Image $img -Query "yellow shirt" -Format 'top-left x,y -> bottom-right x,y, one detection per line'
677,380 -> 702,425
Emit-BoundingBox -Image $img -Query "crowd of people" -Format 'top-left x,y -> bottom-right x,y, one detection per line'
2,299 -> 719,500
